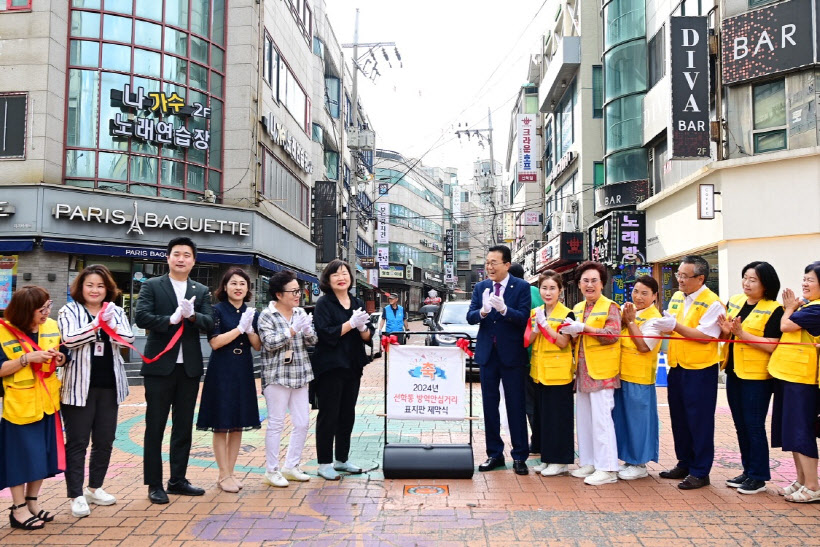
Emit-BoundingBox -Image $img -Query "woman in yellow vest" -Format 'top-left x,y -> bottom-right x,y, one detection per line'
526,270 -> 574,477
769,262 -> 820,503
613,275 -> 663,481
0,286 -> 67,530
716,261 -> 782,496
561,261 -> 621,486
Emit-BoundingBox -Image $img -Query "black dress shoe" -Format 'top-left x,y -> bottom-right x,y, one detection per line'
659,466 -> 689,480
513,460 -> 529,475
678,475 -> 710,490
167,478 -> 205,496
478,457 -> 505,472
148,485 -> 169,504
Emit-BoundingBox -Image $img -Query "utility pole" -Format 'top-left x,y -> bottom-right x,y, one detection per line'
455,107 -> 498,250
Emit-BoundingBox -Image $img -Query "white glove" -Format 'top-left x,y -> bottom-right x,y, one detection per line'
534,307 -> 547,328
170,306 -> 183,325
480,288 -> 492,315
349,308 -> 369,331
290,312 -> 308,334
238,307 -> 255,334
102,303 -> 119,328
655,310 -> 677,332
489,294 -> 506,314
561,319 -> 586,336
179,295 -> 196,318
298,313 -> 314,335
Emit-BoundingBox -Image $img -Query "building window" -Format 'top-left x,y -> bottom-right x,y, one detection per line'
648,26 -> 665,89
593,161 -> 604,188
343,163 -> 350,190
603,0 -> 645,50
263,33 -> 273,85
752,79 -> 787,153
557,81 -> 575,158
275,48 -> 309,133
344,93 -> 353,127
748,0 -> 777,6
604,40 -> 647,103
356,235 -> 372,258
325,76 -> 340,118
0,93 -> 26,159
605,94 -> 643,154
286,0 -> 312,44
324,149 -> 339,180
0,0 -> 31,11
592,66 -> 603,118
262,147 -> 310,224
543,119 -> 553,178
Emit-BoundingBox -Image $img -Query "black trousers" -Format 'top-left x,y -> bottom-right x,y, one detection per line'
536,381 -> 575,464
313,367 -> 361,464
62,387 -> 119,498
526,375 -> 540,451
143,365 -> 201,486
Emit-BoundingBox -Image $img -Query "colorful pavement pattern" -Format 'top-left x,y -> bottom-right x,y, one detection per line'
2,325 -> 819,545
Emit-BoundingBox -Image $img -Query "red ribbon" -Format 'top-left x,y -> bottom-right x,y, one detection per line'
456,338 -> 474,357
96,302 -> 185,364
0,319 -> 66,470
555,323 -> 818,346
381,334 -> 398,353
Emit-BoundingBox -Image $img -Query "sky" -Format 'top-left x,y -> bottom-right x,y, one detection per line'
324,0 -> 554,187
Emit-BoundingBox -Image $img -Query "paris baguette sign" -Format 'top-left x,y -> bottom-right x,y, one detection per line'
52,201 -> 251,237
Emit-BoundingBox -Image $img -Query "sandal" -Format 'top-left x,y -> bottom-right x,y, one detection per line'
785,485 -> 820,503
9,503 -> 45,530
781,480 -> 803,496
25,496 -> 55,522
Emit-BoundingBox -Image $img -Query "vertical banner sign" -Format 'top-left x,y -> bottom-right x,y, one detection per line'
0,255 -> 18,310
386,346 -> 466,420
444,229 -> 454,262
614,212 -> 646,263
588,217 -> 611,264
669,17 -> 710,159
377,202 -> 389,244
377,246 -> 389,267
503,212 -> 515,242
452,186 -> 462,219
517,114 -> 538,182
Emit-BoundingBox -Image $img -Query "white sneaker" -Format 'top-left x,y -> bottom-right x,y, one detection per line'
533,462 -> 548,473
333,460 -> 363,473
84,486 -> 116,506
619,463 -> 629,471
281,466 -> 310,482
263,470 -> 289,488
71,496 -> 90,518
618,464 -> 649,481
541,464 -> 569,477
570,465 -> 596,478
584,470 -> 618,486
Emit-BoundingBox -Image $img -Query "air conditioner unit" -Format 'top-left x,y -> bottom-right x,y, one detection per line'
561,211 -> 577,232
547,211 -> 562,239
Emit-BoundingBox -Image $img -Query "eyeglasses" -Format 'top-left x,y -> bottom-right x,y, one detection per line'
38,300 -> 53,314
282,289 -> 302,296
675,273 -> 702,280
579,278 -> 601,285
485,261 -> 507,267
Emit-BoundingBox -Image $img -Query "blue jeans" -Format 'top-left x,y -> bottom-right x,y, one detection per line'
725,368 -> 773,481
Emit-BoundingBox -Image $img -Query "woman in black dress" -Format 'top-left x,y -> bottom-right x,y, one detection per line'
312,259 -> 373,480
196,268 -> 261,493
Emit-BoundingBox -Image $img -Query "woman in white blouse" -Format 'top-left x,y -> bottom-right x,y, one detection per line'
58,265 -> 134,519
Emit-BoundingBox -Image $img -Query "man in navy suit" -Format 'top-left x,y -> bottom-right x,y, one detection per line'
467,245 -> 531,475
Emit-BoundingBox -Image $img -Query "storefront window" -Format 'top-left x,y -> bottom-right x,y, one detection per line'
753,79 -> 787,154
604,148 -> 647,185
605,95 -> 643,154
604,0 -> 646,50
604,40 -> 647,103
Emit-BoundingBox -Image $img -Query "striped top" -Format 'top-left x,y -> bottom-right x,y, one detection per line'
58,301 -> 135,406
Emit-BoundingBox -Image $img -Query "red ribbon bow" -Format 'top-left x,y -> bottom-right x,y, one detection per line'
381,334 -> 398,352
96,302 -> 185,364
456,338 -> 474,357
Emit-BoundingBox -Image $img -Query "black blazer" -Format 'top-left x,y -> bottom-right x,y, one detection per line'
135,274 -> 214,378
311,292 -> 374,377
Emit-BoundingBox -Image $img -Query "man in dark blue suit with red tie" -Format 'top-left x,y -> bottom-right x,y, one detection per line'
467,245 -> 531,475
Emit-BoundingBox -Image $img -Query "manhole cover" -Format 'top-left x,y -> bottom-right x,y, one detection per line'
404,485 -> 449,496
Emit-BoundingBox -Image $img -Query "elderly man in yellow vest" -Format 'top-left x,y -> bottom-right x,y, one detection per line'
655,255 -> 725,490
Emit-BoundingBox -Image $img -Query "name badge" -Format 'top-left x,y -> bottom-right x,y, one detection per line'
283,349 -> 293,364
94,342 -> 105,357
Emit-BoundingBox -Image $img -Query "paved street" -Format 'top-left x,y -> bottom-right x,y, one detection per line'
2,321 -> 819,546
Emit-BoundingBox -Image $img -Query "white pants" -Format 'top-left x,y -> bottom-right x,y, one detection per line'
576,389 -> 618,471
263,384 -> 310,472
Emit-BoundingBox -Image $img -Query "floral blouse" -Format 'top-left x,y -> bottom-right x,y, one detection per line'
575,300 -> 621,393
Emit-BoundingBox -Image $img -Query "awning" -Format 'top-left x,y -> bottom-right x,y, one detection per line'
257,256 -> 319,285
0,239 -> 34,253
41,239 -> 252,265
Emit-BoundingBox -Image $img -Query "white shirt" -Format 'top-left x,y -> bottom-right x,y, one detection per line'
636,307 -> 662,351
682,285 -> 723,339
170,276 -> 188,363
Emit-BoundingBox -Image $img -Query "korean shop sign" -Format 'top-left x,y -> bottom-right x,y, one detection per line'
109,84 -> 211,150
517,114 -> 538,182
588,211 -> 645,265
669,16 -> 710,159
264,113 -> 314,175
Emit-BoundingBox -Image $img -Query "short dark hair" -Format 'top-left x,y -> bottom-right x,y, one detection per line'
804,261 -> 820,285
268,270 -> 299,301
214,267 -> 253,302
488,245 -> 511,264
681,255 -> 710,281
319,259 -> 353,294
508,263 -> 525,278
634,275 -> 659,295
167,236 -> 197,258
537,270 -> 563,291
5,285 -> 50,330
577,261 -> 608,285
70,264 -> 121,304
742,261 -> 780,301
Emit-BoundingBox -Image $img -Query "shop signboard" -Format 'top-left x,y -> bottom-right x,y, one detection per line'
423,270 -> 443,285
360,256 -> 376,268
503,212 -> 515,242
377,246 -> 389,267
377,203 -> 389,244
379,265 -> 405,279
444,262 -> 456,283
516,114 -> 538,182
721,0 -> 816,85
594,179 -> 649,213
444,229 -> 454,262
588,211 -> 646,266
452,186 -> 462,219
0,255 -> 18,309
378,183 -> 389,196
263,113 -> 314,174
368,268 -> 379,288
110,84 -> 211,151
669,16 -> 710,159
536,232 -> 584,271
522,211 -> 541,226
589,216 -> 612,264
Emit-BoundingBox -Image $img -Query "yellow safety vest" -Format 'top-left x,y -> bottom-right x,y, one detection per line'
620,306 -> 662,385
572,296 -> 621,380
768,299 -> 820,385
529,303 -> 574,385
666,288 -> 723,369
0,318 -> 62,425
722,294 -> 780,380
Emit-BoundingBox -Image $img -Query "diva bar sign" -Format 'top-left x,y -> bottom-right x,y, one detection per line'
669,16 -> 710,159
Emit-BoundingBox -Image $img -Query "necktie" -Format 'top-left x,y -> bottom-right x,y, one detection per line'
494,282 -> 501,296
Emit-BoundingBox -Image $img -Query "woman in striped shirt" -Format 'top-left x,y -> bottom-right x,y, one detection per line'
58,265 -> 134,518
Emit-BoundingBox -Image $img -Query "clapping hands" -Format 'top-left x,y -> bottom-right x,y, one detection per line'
534,307 -> 548,328
655,310 -> 677,333
349,308 -> 370,332
291,312 -> 314,335
237,307 -> 256,334
480,288 -> 492,315
560,319 -> 585,336
179,295 -> 196,318
101,303 -> 119,328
